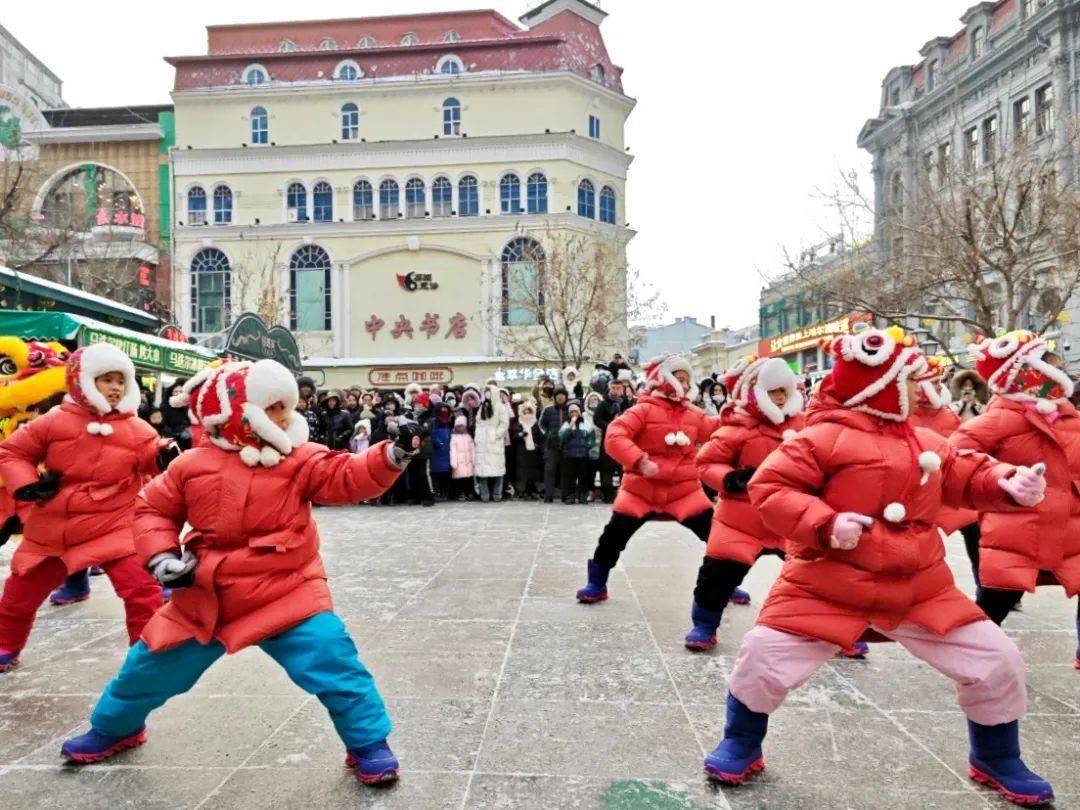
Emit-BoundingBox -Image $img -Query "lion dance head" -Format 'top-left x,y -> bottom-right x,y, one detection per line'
0,337 -> 70,439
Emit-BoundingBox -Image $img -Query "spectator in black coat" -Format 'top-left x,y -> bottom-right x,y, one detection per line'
539,386 -> 570,503
593,377 -> 630,503
321,390 -> 355,450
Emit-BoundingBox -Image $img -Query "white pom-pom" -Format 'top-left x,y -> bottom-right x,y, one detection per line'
664,432 -> 677,446
782,429 -> 797,441
86,422 -> 102,435
98,423 -> 113,436
883,502 -> 906,523
1036,399 -> 1057,414
239,445 -> 262,467
918,451 -> 941,474
675,431 -> 691,446
260,446 -> 282,467
169,392 -> 190,408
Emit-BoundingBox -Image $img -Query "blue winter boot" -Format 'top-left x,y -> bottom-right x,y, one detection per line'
346,740 -> 399,784
836,641 -> 869,659
967,720 -> 1054,806
0,648 -> 20,673
684,601 -> 724,651
61,727 -> 147,763
704,693 -> 768,784
729,587 -> 751,605
576,560 -> 610,603
49,569 -> 91,606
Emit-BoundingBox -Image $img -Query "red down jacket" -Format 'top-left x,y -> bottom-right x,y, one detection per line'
747,394 -> 1018,648
604,395 -> 720,521
948,397 -> 1080,595
0,401 -> 163,576
134,440 -> 403,653
697,408 -> 805,564
909,403 -> 976,533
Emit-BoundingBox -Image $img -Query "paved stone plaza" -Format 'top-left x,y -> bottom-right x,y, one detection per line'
0,501 -> 1077,809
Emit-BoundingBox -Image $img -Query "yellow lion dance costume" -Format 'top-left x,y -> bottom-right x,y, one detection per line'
0,337 -> 70,439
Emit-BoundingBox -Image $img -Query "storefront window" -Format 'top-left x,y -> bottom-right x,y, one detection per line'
39,164 -> 145,231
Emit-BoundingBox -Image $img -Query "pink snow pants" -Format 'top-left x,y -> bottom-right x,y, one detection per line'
729,621 -> 1026,726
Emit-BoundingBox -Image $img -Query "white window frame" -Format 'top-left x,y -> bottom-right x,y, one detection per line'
335,59 -> 363,81
401,32 -> 420,46
243,64 -> 269,85
318,37 -> 338,50
436,54 -> 464,75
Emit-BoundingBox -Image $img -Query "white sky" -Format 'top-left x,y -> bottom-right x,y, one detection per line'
4,0 -> 972,330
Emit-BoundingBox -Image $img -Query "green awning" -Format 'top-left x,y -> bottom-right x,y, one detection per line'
0,266 -> 159,330
0,310 -> 218,375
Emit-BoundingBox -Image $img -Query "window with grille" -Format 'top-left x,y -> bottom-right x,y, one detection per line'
187,186 -> 207,226
251,106 -> 268,144
341,103 -> 359,140
379,179 -> 399,219
313,181 -> 333,222
599,186 -> 616,224
442,98 -> 461,135
502,237 -> 545,326
500,175 -> 521,214
353,180 -> 373,220
213,185 -> 232,225
287,182 -> 307,222
577,179 -> 595,218
190,248 -> 231,333
458,176 -> 478,216
527,173 -> 547,214
289,245 -> 332,331
432,177 -> 452,217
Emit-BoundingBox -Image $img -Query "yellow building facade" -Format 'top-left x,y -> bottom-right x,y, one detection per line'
168,1 -> 634,389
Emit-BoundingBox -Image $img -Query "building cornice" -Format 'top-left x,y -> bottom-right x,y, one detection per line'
171,131 -> 634,178
171,69 -> 636,111
173,210 -> 635,245
25,123 -> 164,144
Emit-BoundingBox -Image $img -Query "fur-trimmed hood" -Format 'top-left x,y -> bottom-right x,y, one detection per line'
65,343 -> 140,419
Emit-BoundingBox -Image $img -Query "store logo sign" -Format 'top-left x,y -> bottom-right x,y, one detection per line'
397,272 -> 439,292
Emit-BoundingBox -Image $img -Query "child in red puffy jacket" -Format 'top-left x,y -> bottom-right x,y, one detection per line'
948,332 -> 1080,669
576,355 -> 720,604
59,359 -> 419,785
703,327 -> 1054,807
685,357 -> 804,651
0,344 -> 168,672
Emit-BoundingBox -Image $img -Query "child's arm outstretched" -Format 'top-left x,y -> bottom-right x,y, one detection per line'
696,426 -> 742,494
0,413 -> 52,496
298,438 -> 410,506
603,406 -> 652,475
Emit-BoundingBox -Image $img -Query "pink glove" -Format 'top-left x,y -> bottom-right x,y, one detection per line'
637,455 -> 659,479
999,462 -> 1046,508
829,512 -> 874,550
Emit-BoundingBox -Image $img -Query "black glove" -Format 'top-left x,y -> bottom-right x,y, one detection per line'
156,441 -> 181,472
387,419 -> 422,465
0,514 -> 23,547
722,466 -> 756,495
14,470 -> 62,503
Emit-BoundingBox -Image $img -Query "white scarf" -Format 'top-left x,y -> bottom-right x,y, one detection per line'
519,412 -> 537,451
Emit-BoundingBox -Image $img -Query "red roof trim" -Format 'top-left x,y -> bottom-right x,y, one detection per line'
164,34 -> 561,66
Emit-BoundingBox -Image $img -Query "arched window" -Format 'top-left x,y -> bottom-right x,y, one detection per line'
336,61 -> 361,81
442,97 -> 461,136
353,180 -> 373,220
250,106 -> 268,144
401,33 -> 420,46
287,182 -> 307,222
357,35 -> 376,48
213,185 -> 233,225
500,174 -> 521,214
289,245 -> 332,331
527,172 -> 548,214
190,248 -> 231,333
443,30 -> 461,42
438,55 -> 463,75
318,37 -> 337,50
432,177 -> 452,217
244,65 -> 268,85
972,26 -> 985,60
599,185 -> 616,224
341,102 -> 359,140
577,179 -> 595,218
40,164 -> 145,231
313,181 -> 333,222
405,178 -> 426,218
458,175 -> 479,216
379,179 -> 399,219
501,237 -> 545,326
278,39 -> 296,52
187,186 -> 207,226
